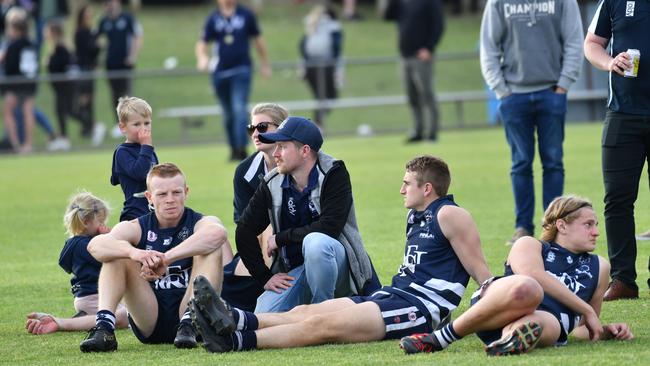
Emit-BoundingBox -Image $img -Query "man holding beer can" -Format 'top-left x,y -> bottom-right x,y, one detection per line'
584,0 -> 650,301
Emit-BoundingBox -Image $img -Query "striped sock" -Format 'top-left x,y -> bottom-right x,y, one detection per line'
232,330 -> 257,351
179,307 -> 192,326
95,310 -> 116,332
432,322 -> 462,349
232,308 -> 259,331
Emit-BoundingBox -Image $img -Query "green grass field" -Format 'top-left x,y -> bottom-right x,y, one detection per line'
1,122 -> 649,365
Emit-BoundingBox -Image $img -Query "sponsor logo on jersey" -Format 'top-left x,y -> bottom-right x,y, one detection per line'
566,256 -> 573,264
547,270 -> 586,294
546,251 -> 556,263
147,230 -> 157,242
626,1 -> 635,17
398,244 -> 427,276
287,197 -> 297,215
419,232 -> 434,239
163,238 -> 172,246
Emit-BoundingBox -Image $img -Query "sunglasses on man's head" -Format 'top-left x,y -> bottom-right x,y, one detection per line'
247,122 -> 278,135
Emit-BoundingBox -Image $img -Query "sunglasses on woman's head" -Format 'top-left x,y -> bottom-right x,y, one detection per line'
247,122 -> 278,135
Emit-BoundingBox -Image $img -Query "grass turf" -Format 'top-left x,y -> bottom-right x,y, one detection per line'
1,122 -> 649,365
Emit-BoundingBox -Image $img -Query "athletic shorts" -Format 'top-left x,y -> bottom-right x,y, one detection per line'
350,290 -> 434,340
469,276 -> 505,345
128,288 -> 185,344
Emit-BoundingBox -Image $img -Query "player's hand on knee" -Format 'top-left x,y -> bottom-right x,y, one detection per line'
264,273 -> 294,293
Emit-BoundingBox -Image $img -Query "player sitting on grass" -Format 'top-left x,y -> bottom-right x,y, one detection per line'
188,155 -> 493,353
400,195 -> 634,356
78,163 -> 228,352
25,192 -> 128,334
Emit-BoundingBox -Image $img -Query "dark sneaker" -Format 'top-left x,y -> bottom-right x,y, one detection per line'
506,227 -> 532,246
80,326 -> 117,352
485,321 -> 542,356
400,333 -> 444,354
174,322 -> 198,349
192,275 -> 235,335
191,301 -> 233,353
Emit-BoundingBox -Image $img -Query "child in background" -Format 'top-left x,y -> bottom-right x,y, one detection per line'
45,20 -> 88,151
25,192 -> 128,334
1,7 -> 37,153
110,96 -> 159,221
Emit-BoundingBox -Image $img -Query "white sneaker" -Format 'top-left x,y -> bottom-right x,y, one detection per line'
47,137 -> 71,151
636,229 -> 650,241
110,124 -> 122,139
92,122 -> 107,147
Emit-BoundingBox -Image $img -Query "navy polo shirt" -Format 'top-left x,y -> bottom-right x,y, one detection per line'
97,12 -> 141,70
589,0 -> 650,114
200,5 -> 260,73
278,165 -> 320,270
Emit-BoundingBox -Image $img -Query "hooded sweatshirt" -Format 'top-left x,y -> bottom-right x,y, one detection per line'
480,0 -> 584,98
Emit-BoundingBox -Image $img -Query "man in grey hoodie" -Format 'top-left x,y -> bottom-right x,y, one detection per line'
479,0 -> 583,245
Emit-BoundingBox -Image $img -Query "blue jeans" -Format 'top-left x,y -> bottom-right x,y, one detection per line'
211,68 -> 252,150
254,232 -> 351,313
499,89 -> 567,233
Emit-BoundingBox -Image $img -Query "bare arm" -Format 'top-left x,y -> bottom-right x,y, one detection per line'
584,32 -> 630,76
438,205 -> 492,284
508,237 -> 602,341
571,256 -> 634,341
253,36 -> 271,78
195,40 -> 210,71
162,215 -> 227,264
126,32 -> 143,66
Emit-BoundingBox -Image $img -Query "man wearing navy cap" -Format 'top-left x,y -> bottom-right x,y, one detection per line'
234,116 -> 379,313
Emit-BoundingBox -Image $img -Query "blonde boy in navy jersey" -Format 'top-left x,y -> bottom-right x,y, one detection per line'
110,96 -> 159,221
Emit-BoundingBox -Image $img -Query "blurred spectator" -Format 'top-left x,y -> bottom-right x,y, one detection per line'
31,0 -> 69,57
196,0 -> 271,161
96,0 -> 143,138
1,7 -> 37,153
299,4 -> 343,127
343,0 -> 362,21
45,20 -> 85,151
384,0 -> 444,143
75,4 -> 105,147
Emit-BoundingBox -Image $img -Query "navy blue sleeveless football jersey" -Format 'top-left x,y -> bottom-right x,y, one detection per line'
505,241 -> 600,344
384,195 -> 470,324
137,207 -> 203,292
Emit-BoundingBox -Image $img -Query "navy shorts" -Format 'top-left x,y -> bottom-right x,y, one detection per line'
128,288 -> 185,344
350,290 -> 434,340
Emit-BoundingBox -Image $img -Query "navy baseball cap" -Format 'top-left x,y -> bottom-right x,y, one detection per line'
258,116 -> 323,151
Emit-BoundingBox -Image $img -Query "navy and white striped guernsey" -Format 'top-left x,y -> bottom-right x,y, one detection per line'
505,241 -> 600,344
383,195 -> 470,325
137,207 -> 203,292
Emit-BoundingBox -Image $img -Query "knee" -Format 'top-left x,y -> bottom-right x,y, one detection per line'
303,233 -> 336,261
508,276 -> 543,309
303,314 -> 337,341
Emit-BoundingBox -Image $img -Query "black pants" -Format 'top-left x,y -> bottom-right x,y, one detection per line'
602,110 -> 650,289
305,65 -> 337,126
76,78 -> 95,137
108,70 -> 132,109
51,81 -> 92,137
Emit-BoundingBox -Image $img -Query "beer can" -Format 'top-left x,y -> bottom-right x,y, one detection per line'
624,49 -> 640,78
